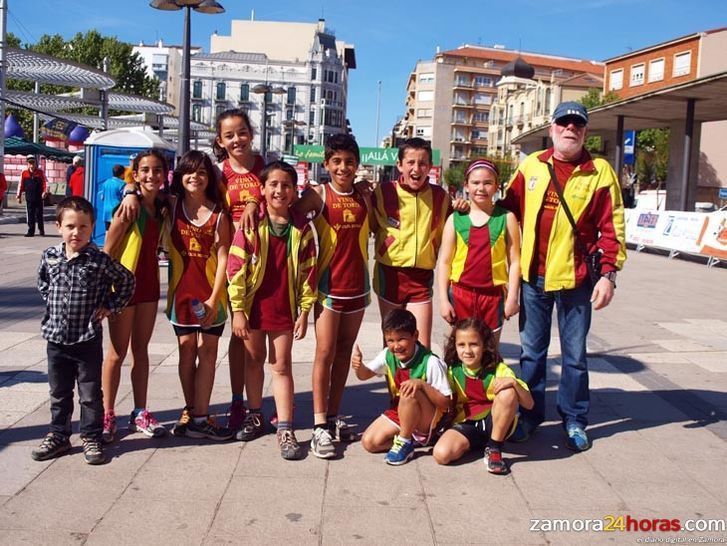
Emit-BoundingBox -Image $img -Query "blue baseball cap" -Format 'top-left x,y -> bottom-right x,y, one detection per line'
552,101 -> 589,124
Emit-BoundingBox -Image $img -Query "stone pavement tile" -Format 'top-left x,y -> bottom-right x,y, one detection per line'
652,339 -> 715,353
87,497 -> 219,546
430,499 -> 545,545
636,424 -> 726,463
123,443 -> 238,501
0,332 -> 38,351
324,444 -> 429,508
627,352 -> 691,364
681,352 -> 727,373
2,371 -> 50,393
0,403 -> 50,446
0,448 -> 148,532
0,528 -> 92,545
321,504 -> 434,545
208,475 -> 323,543
0,411 -> 26,431
0,351 -> 46,367
0,445 -> 53,496
232,433 -> 328,480
0,391 -> 49,413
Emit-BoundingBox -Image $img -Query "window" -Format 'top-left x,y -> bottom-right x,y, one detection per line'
240,83 -> 249,102
286,109 -> 294,121
474,75 -> 492,87
309,108 -> 316,125
416,126 -> 432,138
215,104 -> 225,119
609,68 -> 623,90
311,67 -> 317,80
648,58 -> 665,82
287,86 -> 296,105
630,63 -> 645,86
216,82 -> 226,100
417,108 -> 432,118
472,130 -> 483,139
192,80 -> 202,99
673,51 -> 691,77
474,111 -> 489,122
417,90 -> 434,101
419,72 -> 435,84
544,89 -> 552,114
474,93 -> 491,105
192,104 -> 202,122
310,87 -> 316,101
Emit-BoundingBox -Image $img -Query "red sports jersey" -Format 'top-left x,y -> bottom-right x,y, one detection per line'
220,157 -> 263,224
312,184 -> 370,299
248,229 -> 293,331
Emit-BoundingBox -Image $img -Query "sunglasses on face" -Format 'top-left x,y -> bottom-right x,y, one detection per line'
555,116 -> 587,128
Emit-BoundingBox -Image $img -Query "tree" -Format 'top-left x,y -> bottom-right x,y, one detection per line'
5,31 -> 160,138
636,128 -> 669,188
578,89 -> 620,155
444,162 -> 465,193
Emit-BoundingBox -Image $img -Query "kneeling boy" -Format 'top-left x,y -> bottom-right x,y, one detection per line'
352,309 -> 451,465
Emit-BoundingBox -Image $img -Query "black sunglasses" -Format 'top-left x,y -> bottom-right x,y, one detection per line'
555,116 -> 587,128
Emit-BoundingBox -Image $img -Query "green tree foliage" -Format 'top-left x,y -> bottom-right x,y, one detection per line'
578,89 -> 620,155
636,128 -> 669,187
444,162 -> 465,192
5,31 -> 160,138
444,156 -> 517,194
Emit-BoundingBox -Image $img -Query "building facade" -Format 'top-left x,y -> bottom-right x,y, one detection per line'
132,40 -> 202,103
397,45 -> 602,169
603,28 -> 727,204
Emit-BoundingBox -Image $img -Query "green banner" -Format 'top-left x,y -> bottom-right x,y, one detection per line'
294,145 -> 440,166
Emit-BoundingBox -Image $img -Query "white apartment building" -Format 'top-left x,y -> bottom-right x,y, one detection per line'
185,18 -> 355,157
132,40 -> 202,102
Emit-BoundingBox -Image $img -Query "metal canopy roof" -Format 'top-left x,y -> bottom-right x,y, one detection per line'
106,92 -> 174,114
5,47 -> 116,90
4,90 -> 173,117
512,71 -> 727,146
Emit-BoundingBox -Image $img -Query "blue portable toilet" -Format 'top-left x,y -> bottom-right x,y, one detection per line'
84,128 -> 176,245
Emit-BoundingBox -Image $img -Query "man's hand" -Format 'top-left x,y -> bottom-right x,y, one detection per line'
232,311 -> 249,340
591,276 -> 615,310
504,296 -> 520,320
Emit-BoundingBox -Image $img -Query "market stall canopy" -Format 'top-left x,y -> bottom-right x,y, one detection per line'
4,136 -> 78,162
4,47 -> 115,90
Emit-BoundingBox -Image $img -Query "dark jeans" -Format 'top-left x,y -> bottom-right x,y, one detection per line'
47,337 -> 104,439
26,200 -> 45,235
518,277 -> 593,430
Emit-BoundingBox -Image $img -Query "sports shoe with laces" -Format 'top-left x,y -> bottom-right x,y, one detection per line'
277,429 -> 303,460
31,432 -> 71,461
236,411 -> 265,441
82,437 -> 106,465
172,407 -> 192,437
565,425 -> 591,452
129,409 -> 166,438
186,416 -> 234,441
310,426 -> 335,459
102,410 -> 117,444
484,447 -> 509,474
384,435 -> 414,466
225,399 -> 246,431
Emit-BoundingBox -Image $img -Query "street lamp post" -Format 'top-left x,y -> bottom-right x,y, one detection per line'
253,83 -> 285,161
149,0 -> 224,157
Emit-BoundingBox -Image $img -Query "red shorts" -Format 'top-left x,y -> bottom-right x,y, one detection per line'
382,407 -> 437,446
317,293 -> 370,314
450,283 -> 505,332
373,263 -> 433,305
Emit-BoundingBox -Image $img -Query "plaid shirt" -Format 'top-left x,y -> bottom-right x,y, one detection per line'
38,242 -> 135,345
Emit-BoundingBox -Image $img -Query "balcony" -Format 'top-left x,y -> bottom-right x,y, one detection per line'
450,117 -> 470,126
453,79 -> 473,89
450,137 -> 471,145
452,100 -> 474,109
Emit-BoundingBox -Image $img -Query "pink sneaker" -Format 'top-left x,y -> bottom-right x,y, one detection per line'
226,399 -> 247,431
102,410 -> 116,444
129,409 -> 166,438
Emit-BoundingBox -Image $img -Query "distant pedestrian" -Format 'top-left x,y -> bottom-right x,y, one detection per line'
499,101 -> 626,452
32,196 -> 135,465
65,155 -> 82,197
68,160 -> 85,197
0,171 -> 7,216
99,164 -> 127,230
17,155 -> 48,237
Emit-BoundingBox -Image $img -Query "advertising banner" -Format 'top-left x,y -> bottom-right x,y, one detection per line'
695,211 -> 727,259
294,145 -> 441,166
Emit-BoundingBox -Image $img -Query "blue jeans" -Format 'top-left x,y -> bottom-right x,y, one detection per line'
518,277 -> 592,429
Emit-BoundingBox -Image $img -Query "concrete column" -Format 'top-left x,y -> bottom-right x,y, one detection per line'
666,107 -> 701,211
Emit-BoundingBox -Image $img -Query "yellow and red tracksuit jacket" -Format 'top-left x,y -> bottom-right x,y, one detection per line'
499,148 -> 626,291
371,179 -> 451,270
226,213 -> 317,319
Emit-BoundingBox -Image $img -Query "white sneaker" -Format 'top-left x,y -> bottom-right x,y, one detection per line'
311,427 -> 335,459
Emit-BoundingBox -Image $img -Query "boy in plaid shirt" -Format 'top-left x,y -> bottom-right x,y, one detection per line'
32,197 -> 135,465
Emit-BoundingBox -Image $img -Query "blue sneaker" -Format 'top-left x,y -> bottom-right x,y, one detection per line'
384,435 -> 414,466
565,425 -> 591,452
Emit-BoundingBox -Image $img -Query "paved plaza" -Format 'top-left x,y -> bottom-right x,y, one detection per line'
0,219 -> 725,545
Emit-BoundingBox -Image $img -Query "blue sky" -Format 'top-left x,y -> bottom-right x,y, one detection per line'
5,0 -> 727,147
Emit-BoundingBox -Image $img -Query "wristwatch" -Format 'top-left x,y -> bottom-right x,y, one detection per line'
601,271 -> 617,287
123,188 -> 141,198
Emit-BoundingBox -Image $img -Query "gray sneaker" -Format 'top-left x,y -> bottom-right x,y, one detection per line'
31,432 -> 71,461
332,417 -> 356,442
311,426 -> 335,459
277,429 -> 302,460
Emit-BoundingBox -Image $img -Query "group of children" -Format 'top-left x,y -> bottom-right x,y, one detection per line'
32,107 -> 533,473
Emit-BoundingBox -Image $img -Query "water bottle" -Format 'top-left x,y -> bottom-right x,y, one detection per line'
190,299 -> 207,328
